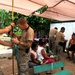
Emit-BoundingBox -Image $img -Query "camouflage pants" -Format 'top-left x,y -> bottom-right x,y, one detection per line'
49,36 -> 56,51
0,67 -> 4,75
54,42 -> 63,58
17,50 -> 30,75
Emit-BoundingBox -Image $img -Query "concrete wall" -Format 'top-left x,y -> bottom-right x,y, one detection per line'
50,22 -> 75,47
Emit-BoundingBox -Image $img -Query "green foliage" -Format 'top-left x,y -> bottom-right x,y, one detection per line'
25,15 -> 51,37
0,10 -> 11,28
15,31 -> 22,35
37,5 -> 48,14
0,9 -> 57,37
0,10 -> 23,32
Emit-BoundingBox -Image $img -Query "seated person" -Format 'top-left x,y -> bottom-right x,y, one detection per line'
37,39 -> 55,74
66,33 -> 75,60
37,39 -> 55,64
28,42 -> 39,68
28,42 -> 41,75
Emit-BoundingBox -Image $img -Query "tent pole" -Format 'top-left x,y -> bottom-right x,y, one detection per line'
12,0 -> 14,75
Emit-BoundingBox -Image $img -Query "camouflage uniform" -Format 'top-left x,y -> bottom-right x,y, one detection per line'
49,36 -> 56,51
49,28 -> 57,51
54,42 -> 63,59
54,31 -> 65,60
17,27 -> 34,75
0,67 -> 4,75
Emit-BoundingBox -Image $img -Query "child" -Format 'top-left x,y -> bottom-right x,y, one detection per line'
28,42 -> 41,75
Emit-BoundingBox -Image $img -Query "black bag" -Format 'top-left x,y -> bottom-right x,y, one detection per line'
59,42 -> 64,46
25,48 -> 30,53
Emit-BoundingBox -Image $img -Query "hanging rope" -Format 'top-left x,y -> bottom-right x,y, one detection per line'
12,0 -> 14,75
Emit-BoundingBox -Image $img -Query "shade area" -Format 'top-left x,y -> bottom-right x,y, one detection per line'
0,0 -> 43,16
0,0 -> 75,21
32,0 -> 75,21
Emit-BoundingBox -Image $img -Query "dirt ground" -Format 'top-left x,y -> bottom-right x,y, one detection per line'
0,58 -> 18,75
0,36 -> 75,75
0,54 -> 75,75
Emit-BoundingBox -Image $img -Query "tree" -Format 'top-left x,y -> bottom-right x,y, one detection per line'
26,15 -> 51,38
0,10 -> 11,28
0,9 -> 57,37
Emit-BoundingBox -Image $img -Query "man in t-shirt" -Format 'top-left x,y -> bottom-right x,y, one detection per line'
12,18 -> 34,75
55,27 -> 66,59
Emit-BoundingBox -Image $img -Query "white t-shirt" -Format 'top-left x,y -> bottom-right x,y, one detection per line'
56,31 -> 65,42
49,29 -> 57,37
36,46 -> 46,60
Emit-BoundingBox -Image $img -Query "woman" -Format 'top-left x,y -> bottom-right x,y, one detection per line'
28,42 -> 41,75
37,39 -> 55,74
28,42 -> 39,67
66,33 -> 75,60
37,39 -> 54,64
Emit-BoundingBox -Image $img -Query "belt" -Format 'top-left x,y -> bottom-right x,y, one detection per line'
18,48 -> 25,51
18,48 -> 30,53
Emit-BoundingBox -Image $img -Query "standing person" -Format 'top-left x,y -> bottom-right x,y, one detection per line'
12,18 -> 34,75
55,27 -> 66,59
0,22 -> 14,47
0,22 -> 14,75
63,40 -> 67,52
49,27 -> 58,51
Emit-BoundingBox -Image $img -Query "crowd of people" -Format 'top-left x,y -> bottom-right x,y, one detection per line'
28,39 -> 55,75
49,27 -> 75,62
0,18 -> 75,75
0,18 -> 34,75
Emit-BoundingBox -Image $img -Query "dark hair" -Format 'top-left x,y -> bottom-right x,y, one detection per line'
39,39 -> 46,46
31,42 -> 38,50
72,33 -> 75,36
17,18 -> 27,25
54,27 -> 58,30
61,27 -> 65,30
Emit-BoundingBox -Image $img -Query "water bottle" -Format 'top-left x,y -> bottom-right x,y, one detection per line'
38,59 -> 43,64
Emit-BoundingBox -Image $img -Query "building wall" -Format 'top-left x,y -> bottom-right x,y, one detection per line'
50,22 -> 75,47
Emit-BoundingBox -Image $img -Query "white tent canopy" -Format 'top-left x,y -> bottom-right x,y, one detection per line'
0,0 -> 75,21
32,0 -> 75,21
0,0 -> 43,16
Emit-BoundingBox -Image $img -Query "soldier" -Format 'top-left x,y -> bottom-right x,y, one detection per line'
12,18 -> 34,75
49,27 -> 58,52
55,27 -> 66,60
